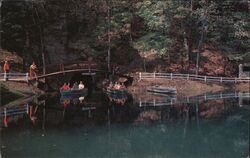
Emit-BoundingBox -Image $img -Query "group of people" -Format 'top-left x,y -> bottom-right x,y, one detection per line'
60,81 -> 85,91
108,82 -> 126,90
2,60 -> 37,80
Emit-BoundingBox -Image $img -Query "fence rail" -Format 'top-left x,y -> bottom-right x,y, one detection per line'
139,72 -> 250,83
0,73 -> 29,82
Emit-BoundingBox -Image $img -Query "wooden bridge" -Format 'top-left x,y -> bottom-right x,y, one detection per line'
139,72 -> 250,83
0,61 -> 100,82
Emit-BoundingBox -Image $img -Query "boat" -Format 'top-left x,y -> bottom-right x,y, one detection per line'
60,88 -> 88,97
147,86 -> 177,94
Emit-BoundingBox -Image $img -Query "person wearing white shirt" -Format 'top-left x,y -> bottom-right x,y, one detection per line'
79,81 -> 85,89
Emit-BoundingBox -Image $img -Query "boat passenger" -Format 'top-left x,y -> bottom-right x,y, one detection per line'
71,82 -> 79,90
114,82 -> 121,89
60,83 -> 68,91
121,82 -> 126,89
66,83 -> 71,90
79,81 -> 85,89
108,82 -> 113,88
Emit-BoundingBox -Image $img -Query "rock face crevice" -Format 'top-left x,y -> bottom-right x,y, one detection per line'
239,64 -> 250,78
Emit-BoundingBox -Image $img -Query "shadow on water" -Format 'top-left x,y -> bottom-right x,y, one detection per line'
0,90 -> 249,158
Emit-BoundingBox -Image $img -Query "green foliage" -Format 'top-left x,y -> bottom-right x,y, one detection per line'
1,0 -> 249,67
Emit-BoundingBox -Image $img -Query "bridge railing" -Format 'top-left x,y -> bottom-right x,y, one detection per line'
139,72 -> 250,83
37,61 -> 98,74
0,73 -> 29,82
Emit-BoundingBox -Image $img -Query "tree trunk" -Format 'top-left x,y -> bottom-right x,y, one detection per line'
107,2 -> 111,72
33,2 -> 46,75
195,20 -> 205,75
184,32 -> 189,71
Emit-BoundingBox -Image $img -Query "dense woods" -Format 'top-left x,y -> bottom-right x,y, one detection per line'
1,0 -> 249,75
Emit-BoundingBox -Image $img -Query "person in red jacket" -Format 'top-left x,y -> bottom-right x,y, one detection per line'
3,61 -> 10,81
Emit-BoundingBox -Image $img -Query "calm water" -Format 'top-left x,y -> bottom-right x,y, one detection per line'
0,91 -> 249,158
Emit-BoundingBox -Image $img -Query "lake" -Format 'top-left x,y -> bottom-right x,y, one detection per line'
0,91 -> 249,158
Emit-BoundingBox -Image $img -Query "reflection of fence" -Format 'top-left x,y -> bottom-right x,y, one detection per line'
139,72 -> 250,83
139,92 -> 250,107
0,104 -> 29,117
0,73 -> 29,82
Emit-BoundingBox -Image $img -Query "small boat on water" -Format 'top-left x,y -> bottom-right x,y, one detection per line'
147,86 -> 177,94
60,88 -> 88,97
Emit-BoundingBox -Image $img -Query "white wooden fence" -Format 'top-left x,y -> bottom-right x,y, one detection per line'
139,72 -> 250,83
0,73 -> 29,82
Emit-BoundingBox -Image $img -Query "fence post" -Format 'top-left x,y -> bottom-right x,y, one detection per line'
26,73 -> 29,83
234,77 -> 237,84
139,72 -> 141,81
4,108 -> 7,116
187,74 -> 189,80
220,77 -> 222,83
170,73 -> 173,80
4,73 -> 7,81
88,62 -> 91,73
26,104 -> 29,114
205,76 -> 207,82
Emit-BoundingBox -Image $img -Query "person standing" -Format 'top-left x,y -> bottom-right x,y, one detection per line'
29,62 -> 37,79
3,61 -> 10,81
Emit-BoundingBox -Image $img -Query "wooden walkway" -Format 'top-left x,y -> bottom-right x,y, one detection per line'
0,61 -> 100,82
139,72 -> 250,83
36,69 -> 99,79
138,92 -> 250,107
0,70 -> 99,82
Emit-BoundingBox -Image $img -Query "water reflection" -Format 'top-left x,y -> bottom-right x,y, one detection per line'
0,91 -> 249,158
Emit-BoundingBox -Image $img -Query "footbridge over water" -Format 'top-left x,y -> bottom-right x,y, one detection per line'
0,61 -> 103,82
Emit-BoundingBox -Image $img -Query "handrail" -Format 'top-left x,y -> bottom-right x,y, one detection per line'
139,72 -> 250,83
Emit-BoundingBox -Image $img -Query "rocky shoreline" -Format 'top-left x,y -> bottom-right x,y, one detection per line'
0,81 -> 45,107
